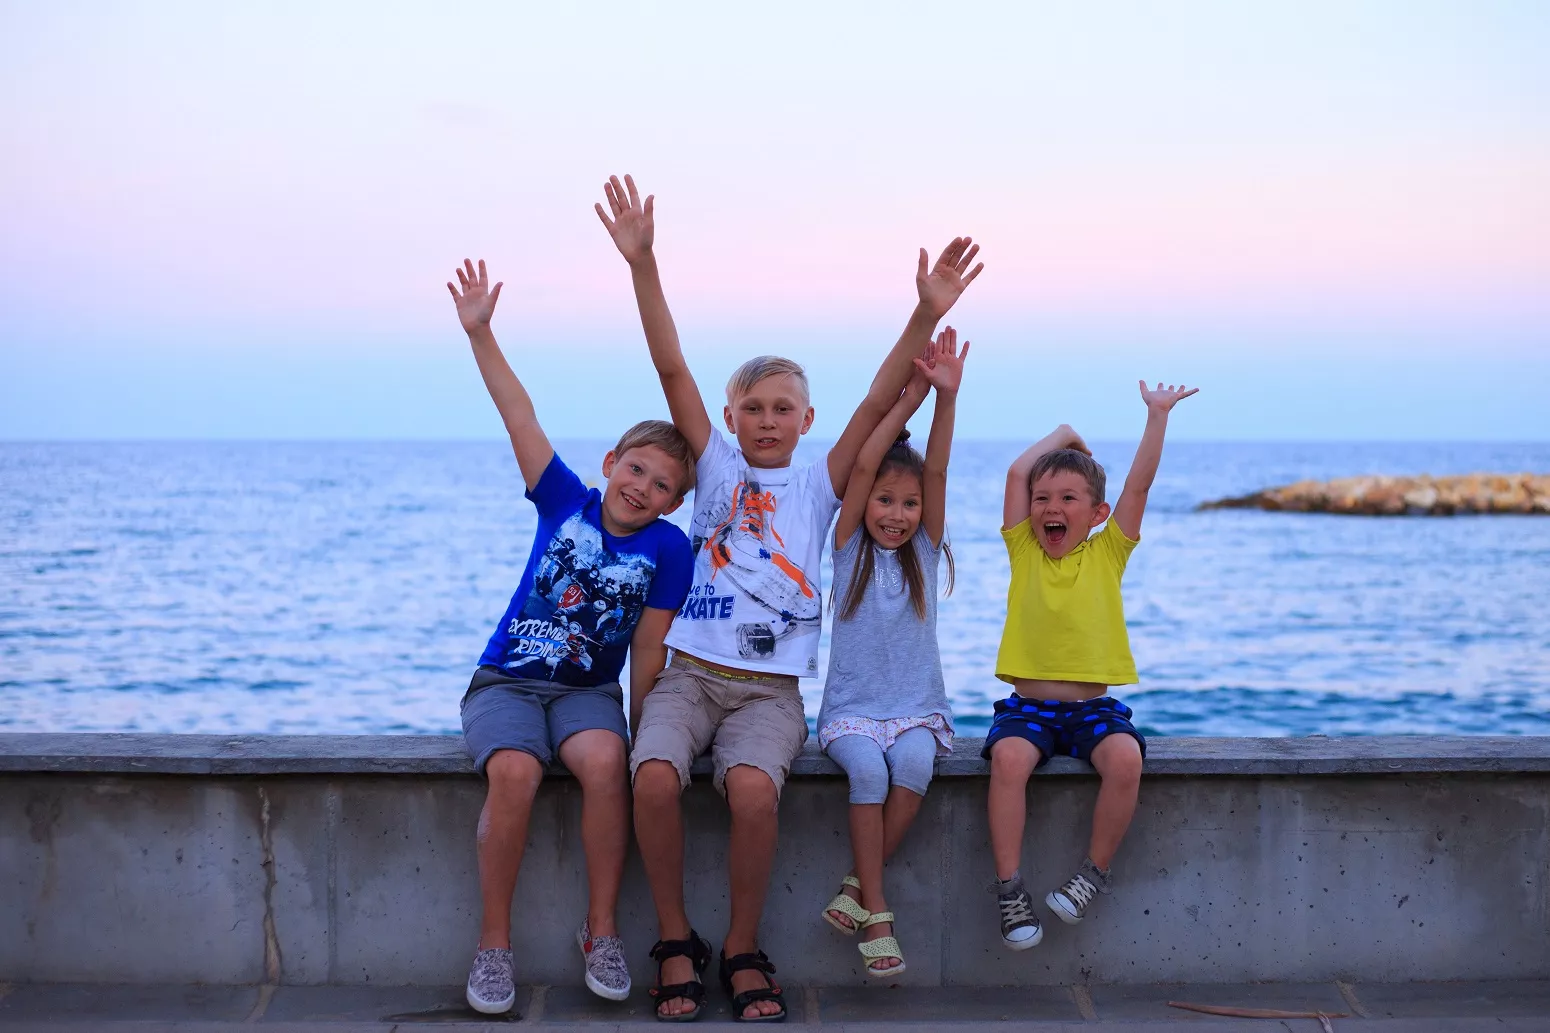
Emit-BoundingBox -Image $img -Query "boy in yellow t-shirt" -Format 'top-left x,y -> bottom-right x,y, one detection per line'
984,381 -> 1197,952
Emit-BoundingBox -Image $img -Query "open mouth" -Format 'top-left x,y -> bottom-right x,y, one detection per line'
877,524 -> 908,543
1042,520 -> 1067,546
621,493 -> 646,511
753,436 -> 780,449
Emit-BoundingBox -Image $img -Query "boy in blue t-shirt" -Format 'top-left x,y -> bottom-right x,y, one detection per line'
447,259 -> 695,1015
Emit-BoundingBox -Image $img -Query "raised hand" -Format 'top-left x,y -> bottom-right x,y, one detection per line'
913,325 -> 971,396
447,258 -> 503,334
595,173 -> 655,264
916,237 -> 984,319
1139,381 -> 1200,413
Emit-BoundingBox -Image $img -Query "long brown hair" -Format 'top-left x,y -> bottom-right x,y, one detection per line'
835,433 -> 956,622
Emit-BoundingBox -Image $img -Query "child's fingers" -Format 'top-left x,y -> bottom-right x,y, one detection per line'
644,194 -> 654,218
962,262 -> 985,286
917,247 -> 928,279
912,356 -> 932,376
609,175 -> 629,211
477,258 -> 488,286
960,341 -> 971,363
456,264 -> 470,288
956,242 -> 980,273
446,282 -> 459,301
464,258 -> 477,284
603,180 -> 621,216
594,202 -> 615,229
489,282 -> 503,306
624,174 -> 641,208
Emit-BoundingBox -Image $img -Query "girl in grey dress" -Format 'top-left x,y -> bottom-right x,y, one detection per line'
817,328 -> 966,978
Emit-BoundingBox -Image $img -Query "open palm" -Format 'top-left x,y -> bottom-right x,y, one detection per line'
595,173 -> 654,262
447,259 -> 502,333
1139,381 -> 1199,412
914,326 -> 970,394
916,237 -> 984,319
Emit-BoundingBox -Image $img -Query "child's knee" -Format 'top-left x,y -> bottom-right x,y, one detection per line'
632,758 -> 683,806
560,730 -> 627,784
723,764 -> 780,818
1092,733 -> 1143,784
485,748 -> 544,796
884,731 -> 936,797
989,737 -> 1041,782
828,736 -> 889,805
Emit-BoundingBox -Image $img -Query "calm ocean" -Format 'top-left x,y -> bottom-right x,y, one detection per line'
3,440 -> 1548,738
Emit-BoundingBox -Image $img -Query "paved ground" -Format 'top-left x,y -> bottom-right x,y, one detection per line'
1,980 -> 1547,1031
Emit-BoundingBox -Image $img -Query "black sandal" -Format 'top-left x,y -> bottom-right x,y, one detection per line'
647,932 -> 712,1023
719,948 -> 787,1023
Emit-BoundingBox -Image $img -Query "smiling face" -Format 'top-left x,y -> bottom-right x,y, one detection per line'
1029,468 -> 1110,559
865,468 -> 924,550
723,373 -> 814,468
598,444 -> 687,535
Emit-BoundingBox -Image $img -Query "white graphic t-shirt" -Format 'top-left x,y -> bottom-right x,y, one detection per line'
666,430 -> 841,677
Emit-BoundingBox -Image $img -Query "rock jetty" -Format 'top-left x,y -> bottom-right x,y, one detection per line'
1199,473 -> 1550,515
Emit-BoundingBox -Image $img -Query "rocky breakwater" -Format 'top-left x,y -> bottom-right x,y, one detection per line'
1199,473 -> 1550,515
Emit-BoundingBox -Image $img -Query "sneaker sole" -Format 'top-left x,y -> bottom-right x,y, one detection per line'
576,927 -> 632,1002
1001,926 -> 1044,951
465,986 -> 516,1015
1045,892 -> 1084,925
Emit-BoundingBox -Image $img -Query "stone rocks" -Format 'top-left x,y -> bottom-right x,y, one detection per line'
1198,473 -> 1550,515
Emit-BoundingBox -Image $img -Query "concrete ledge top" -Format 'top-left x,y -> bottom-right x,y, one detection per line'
1,732 -> 1548,777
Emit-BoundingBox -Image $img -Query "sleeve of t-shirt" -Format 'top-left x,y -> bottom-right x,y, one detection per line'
802,454 -> 844,521
1093,518 -> 1140,573
643,526 -> 694,612
1001,518 -> 1035,562
523,452 -> 589,519
697,430 -> 740,488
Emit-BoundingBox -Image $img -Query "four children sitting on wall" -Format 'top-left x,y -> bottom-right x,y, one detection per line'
448,174 -> 1198,1022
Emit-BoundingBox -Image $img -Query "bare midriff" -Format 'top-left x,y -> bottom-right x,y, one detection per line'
1011,678 -> 1110,703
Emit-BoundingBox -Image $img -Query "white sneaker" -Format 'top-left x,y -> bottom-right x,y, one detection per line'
577,918 -> 632,1001
465,946 -> 516,1015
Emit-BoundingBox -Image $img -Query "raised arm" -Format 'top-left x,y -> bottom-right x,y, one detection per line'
1112,381 -> 1198,539
833,375 -> 931,549
914,327 -> 970,547
827,238 -> 984,495
448,259 -> 554,490
596,175 -> 713,458
627,607 -> 676,737
1003,424 -> 1090,530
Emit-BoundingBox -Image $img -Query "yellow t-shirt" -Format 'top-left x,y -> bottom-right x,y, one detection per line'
995,517 -> 1139,686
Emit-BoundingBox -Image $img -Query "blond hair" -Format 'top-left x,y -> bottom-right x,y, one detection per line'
613,419 -> 697,498
1029,448 -> 1106,503
725,355 -> 810,406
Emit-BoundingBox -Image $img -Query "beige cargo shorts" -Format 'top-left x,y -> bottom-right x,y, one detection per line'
629,653 -> 808,797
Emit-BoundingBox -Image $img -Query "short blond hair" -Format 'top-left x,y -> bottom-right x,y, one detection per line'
725,355 -> 810,406
613,420 -> 697,498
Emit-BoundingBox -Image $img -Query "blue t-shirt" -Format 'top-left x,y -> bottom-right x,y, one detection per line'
477,453 -> 693,687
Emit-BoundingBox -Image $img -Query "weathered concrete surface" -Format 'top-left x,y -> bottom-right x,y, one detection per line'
2,981 -> 1548,1029
5,732 -> 1548,776
1,735 -> 1547,991
1198,472 -> 1550,515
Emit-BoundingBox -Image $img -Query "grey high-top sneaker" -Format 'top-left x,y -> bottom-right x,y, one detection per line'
993,873 -> 1044,950
465,946 -> 516,1014
1046,857 -> 1112,925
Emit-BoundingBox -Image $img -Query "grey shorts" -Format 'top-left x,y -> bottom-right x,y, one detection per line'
460,666 -> 628,774
629,654 -> 808,797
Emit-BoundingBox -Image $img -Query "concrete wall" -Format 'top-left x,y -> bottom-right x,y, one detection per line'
3,734 -> 1548,988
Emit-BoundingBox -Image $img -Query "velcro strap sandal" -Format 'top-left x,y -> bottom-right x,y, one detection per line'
857,911 -> 906,978
647,932 -> 711,1023
719,948 -> 787,1023
821,875 -> 870,935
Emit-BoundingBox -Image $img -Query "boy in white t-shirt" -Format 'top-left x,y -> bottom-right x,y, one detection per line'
596,174 -> 983,1021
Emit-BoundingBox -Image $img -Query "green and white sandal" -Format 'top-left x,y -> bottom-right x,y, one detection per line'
857,911 -> 906,977
821,875 -> 869,935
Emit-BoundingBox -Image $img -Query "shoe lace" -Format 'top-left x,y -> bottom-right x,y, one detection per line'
998,890 -> 1036,927
1062,873 -> 1098,910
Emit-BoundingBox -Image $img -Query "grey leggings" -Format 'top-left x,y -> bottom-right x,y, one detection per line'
825,727 -> 938,805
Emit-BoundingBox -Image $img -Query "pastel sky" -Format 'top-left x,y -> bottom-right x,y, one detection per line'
2,1 -> 1547,441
